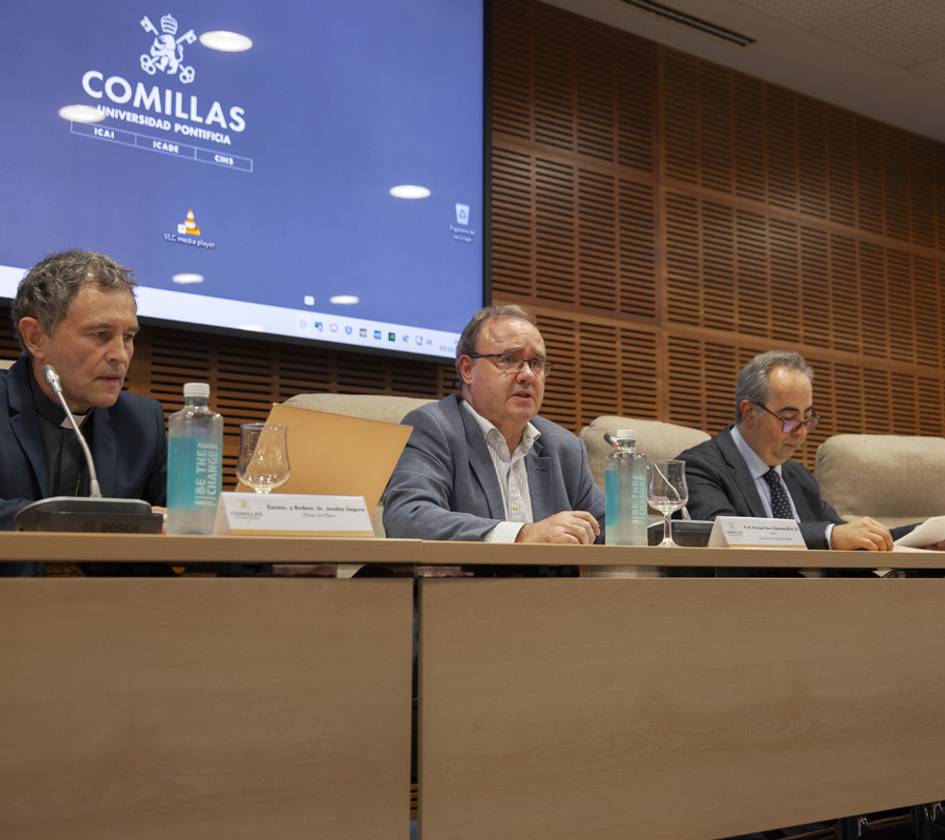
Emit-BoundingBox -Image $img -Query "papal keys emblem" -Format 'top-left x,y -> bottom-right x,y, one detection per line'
139,14 -> 196,84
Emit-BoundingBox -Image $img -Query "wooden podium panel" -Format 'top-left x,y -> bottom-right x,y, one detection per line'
419,578 -> 945,840
0,578 -> 412,840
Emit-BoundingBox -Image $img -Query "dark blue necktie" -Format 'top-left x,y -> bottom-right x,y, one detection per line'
762,469 -> 794,519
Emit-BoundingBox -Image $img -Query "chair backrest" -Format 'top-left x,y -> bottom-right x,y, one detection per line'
284,393 -> 434,424
816,434 -> 945,528
282,393 -> 435,537
580,415 -> 710,490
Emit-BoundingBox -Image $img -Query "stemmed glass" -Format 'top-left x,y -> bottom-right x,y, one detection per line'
237,423 -> 290,494
647,459 -> 688,547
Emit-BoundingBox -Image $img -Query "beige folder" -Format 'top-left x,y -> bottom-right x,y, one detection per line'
238,403 -> 412,511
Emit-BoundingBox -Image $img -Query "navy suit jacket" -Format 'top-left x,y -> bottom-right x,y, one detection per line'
383,395 -> 604,542
0,357 -> 167,531
678,426 -> 843,550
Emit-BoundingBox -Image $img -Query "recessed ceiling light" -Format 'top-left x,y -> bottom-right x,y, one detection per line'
330,295 -> 359,305
171,273 -> 204,284
200,31 -> 253,52
239,324 -> 264,332
58,104 -> 104,124
389,185 -> 431,199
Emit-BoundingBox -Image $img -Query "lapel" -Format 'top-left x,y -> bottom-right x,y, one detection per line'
8,358 -> 50,498
458,401 -> 505,519
91,406 -> 117,497
525,436 -> 554,520
780,462 -> 813,521
717,428 -> 768,518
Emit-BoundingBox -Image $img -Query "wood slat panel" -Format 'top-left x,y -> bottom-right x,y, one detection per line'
491,0 -> 532,141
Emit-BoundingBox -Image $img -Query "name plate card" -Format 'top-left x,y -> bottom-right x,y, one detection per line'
214,492 -> 374,536
708,516 -> 806,549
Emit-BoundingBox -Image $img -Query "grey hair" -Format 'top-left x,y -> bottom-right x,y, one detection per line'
735,350 -> 814,422
12,249 -> 136,350
454,304 -> 538,372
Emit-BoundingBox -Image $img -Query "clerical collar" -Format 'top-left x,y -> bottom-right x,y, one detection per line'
27,364 -> 90,428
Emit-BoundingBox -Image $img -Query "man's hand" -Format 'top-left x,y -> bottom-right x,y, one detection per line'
830,516 -> 894,551
516,511 -> 600,545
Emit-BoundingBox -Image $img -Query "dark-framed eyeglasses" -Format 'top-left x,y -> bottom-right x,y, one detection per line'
468,352 -> 551,376
752,401 -> 821,434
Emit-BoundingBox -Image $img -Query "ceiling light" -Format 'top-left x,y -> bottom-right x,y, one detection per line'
58,104 -> 104,124
330,295 -> 359,305
199,31 -> 253,52
389,185 -> 431,199
172,273 -> 204,284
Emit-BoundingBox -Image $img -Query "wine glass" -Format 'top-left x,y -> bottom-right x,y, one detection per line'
237,423 -> 290,494
647,459 -> 688,547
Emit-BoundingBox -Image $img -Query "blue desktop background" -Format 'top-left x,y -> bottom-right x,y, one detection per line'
0,1 -> 484,342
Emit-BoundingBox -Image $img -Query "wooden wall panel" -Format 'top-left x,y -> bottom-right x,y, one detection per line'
6,0 -> 945,483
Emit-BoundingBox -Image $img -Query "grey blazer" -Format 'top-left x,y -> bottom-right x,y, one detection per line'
382,395 -> 604,542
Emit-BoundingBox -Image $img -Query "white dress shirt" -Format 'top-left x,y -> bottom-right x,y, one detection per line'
462,400 -> 540,543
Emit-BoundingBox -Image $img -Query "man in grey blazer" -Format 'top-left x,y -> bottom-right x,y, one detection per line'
678,350 -> 893,552
383,305 -> 604,545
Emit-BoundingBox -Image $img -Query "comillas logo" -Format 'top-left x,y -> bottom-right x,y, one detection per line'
79,11 -> 247,146
139,14 -> 197,84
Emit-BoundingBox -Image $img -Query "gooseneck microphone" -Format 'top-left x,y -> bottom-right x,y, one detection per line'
13,365 -> 162,533
43,364 -> 102,498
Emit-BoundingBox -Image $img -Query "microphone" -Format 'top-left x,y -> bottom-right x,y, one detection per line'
44,364 -> 102,497
14,365 -> 162,533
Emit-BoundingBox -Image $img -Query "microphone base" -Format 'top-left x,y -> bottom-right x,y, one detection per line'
15,497 -> 164,534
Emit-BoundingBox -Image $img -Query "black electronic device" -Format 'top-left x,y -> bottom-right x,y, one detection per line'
15,496 -> 163,533
646,520 -> 714,547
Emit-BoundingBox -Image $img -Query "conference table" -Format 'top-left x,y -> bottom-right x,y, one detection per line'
2,533 -> 945,840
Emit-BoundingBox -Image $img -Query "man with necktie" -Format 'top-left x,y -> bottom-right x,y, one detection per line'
678,350 -> 893,553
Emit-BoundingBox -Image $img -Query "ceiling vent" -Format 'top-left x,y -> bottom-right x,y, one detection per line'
621,0 -> 756,46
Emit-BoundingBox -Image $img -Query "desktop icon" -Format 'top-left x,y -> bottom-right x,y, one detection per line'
330,323 -> 338,332
344,325 -> 353,335
388,332 -> 396,341
177,208 -> 201,235
374,329 -> 382,340
314,321 -> 323,331
455,203 -> 470,226
359,328 -> 368,338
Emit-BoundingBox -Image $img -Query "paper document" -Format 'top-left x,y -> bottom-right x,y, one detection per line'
893,515 -> 945,549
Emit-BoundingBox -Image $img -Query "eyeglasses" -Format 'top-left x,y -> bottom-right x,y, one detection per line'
468,352 -> 552,376
752,401 -> 821,434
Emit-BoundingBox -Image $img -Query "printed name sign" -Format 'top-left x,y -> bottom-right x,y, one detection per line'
214,493 -> 374,536
708,516 -> 806,549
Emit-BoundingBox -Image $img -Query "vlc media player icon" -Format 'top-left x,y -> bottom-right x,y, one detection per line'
177,209 -> 201,236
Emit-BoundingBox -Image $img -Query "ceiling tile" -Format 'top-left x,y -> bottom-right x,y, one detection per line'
815,0 -> 945,67
732,0 -> 888,30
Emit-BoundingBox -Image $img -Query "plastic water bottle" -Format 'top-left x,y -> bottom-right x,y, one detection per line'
604,429 -> 648,546
166,382 -> 223,535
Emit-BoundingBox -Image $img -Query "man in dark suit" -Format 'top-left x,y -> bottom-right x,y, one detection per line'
0,250 -> 167,575
383,304 -> 603,546
678,350 -> 893,552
